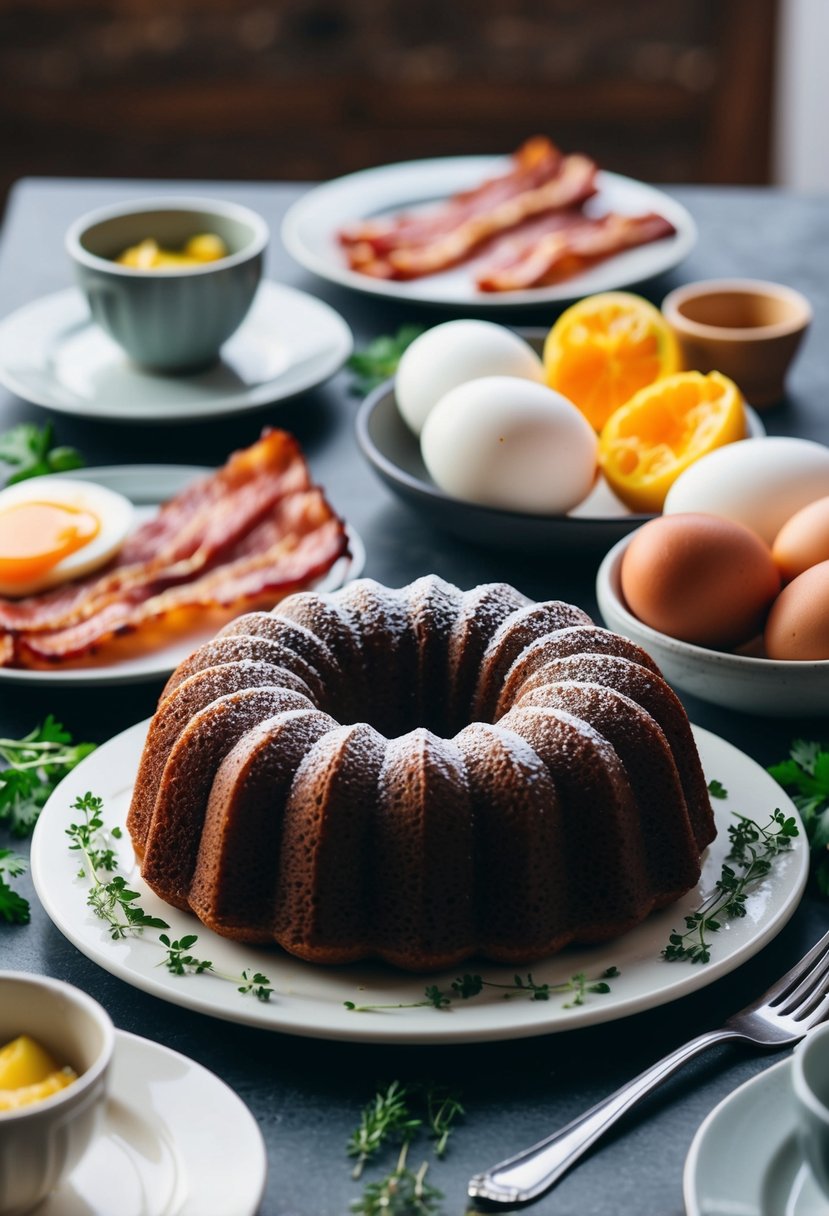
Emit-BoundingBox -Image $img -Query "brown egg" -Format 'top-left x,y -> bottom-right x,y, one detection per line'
772,495 -> 829,581
620,513 -> 781,647
765,561 -> 829,659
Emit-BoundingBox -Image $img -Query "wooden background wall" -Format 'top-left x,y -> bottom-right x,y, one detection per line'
0,0 -> 776,207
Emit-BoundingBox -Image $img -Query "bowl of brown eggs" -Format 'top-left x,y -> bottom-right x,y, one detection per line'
596,435 -> 829,716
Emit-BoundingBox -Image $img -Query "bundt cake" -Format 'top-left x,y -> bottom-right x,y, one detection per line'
127,576 -> 715,971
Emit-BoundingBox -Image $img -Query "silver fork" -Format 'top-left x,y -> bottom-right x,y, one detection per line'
468,926 -> 829,1206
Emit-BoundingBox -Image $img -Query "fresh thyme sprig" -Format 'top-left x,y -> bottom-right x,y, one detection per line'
346,326 -> 425,396
664,808 -> 799,964
0,849 -> 29,925
347,1082 -> 422,1179
159,934 -> 273,1001
350,1142 -> 442,1216
344,967 -> 619,1013
769,739 -> 829,894
0,716 -> 95,838
67,792 -> 273,1002
424,1087 -> 464,1159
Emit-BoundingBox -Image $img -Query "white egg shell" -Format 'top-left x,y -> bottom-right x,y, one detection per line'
396,320 -> 543,436
420,376 -> 598,514
0,476 -> 135,597
663,437 -> 829,545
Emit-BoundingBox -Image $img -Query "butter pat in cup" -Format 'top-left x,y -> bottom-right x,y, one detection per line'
0,972 -> 114,1216
662,278 -> 812,407
793,1022 -> 829,1198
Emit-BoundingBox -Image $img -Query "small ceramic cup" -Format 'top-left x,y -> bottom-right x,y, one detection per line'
66,196 -> 268,373
793,1022 -> 829,1198
662,278 -> 812,407
0,971 -> 115,1215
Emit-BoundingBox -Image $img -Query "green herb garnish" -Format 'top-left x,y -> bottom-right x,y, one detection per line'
0,849 -> 29,924
707,779 -> 728,799
347,326 -> 425,396
769,739 -> 829,894
0,716 -> 95,838
664,808 -> 798,964
347,1081 -> 422,1179
424,1086 -> 464,1159
344,966 -> 619,1013
67,792 -> 273,1001
0,421 -> 84,485
350,1142 -> 442,1215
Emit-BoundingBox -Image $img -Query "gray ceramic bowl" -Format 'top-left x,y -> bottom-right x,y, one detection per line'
596,530 -> 829,716
355,334 -> 765,554
66,197 -> 268,372
0,971 -> 114,1215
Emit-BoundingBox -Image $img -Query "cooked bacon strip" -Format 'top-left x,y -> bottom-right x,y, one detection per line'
353,154 -> 598,280
15,492 -> 347,666
475,211 -> 677,292
0,432 -> 349,668
0,429 -> 311,634
339,136 -> 563,255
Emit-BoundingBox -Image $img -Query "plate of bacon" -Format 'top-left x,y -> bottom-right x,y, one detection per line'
282,137 -> 697,307
0,430 -> 363,685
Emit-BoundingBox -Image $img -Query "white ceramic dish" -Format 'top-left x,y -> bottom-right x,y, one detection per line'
31,723 -> 807,1044
596,532 -> 829,716
356,376 -> 765,552
35,1029 -> 267,1216
684,1056 -> 825,1216
282,155 -> 697,308
0,280 -> 352,422
0,465 -> 364,687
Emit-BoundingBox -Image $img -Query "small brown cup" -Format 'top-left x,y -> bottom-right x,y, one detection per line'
662,278 -> 812,407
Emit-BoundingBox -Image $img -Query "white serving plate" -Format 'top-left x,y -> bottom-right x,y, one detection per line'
31,723 -> 807,1044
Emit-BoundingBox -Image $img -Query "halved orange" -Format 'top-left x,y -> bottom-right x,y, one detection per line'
543,292 -> 680,430
599,370 -> 746,513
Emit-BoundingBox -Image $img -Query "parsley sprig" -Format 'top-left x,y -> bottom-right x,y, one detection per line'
0,716 -> 96,838
345,966 -> 619,1013
67,792 -> 273,1002
346,326 -> 424,396
0,849 -> 29,924
664,808 -> 798,964
769,740 -> 829,895
0,717 -> 95,926
0,421 -> 84,485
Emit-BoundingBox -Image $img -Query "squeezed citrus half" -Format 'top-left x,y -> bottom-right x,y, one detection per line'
598,370 -> 746,513
543,292 -> 680,430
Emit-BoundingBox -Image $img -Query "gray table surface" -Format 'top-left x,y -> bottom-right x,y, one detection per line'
0,177 -> 828,1216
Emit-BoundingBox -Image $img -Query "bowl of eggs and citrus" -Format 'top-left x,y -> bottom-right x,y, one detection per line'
596,436 -> 829,715
354,296 -> 764,552
0,476 -> 134,599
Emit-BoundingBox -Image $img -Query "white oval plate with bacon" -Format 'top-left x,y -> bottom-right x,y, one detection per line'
282,141 -> 697,307
0,438 -> 363,685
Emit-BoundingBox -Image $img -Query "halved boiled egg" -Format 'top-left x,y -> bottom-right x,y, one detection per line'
0,477 -> 134,597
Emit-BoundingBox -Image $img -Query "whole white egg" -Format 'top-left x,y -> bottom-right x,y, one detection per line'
396,320 -> 543,436
0,476 -> 135,597
663,437 -> 829,545
420,376 -> 598,514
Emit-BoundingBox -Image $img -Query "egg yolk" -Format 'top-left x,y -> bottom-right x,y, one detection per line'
0,501 -> 100,587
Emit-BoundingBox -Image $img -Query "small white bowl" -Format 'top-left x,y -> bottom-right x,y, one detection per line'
596,532 -> 829,716
0,972 -> 114,1215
